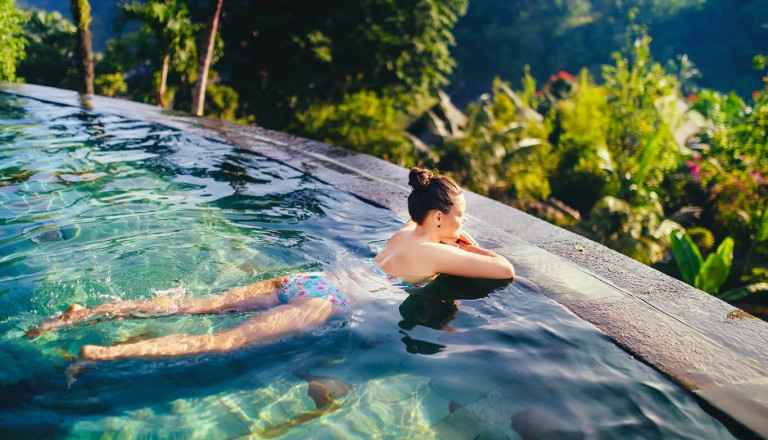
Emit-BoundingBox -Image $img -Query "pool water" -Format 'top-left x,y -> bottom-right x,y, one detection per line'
0,94 -> 735,438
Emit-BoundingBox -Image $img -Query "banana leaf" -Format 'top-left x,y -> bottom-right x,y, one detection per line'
699,237 -> 734,294
758,211 -> 768,242
669,229 -> 702,285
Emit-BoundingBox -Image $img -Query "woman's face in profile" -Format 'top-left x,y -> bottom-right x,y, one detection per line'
439,193 -> 467,241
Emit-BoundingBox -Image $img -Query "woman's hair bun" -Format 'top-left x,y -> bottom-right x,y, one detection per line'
408,167 -> 432,191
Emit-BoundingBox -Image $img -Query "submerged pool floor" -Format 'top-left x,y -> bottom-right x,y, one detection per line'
0,93 -> 741,438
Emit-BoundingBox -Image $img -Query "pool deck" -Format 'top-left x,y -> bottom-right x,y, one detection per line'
3,83 -> 767,439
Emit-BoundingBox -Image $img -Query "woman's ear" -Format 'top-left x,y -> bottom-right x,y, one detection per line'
432,211 -> 442,227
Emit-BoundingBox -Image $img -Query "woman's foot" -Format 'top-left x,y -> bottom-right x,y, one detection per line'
25,304 -> 91,338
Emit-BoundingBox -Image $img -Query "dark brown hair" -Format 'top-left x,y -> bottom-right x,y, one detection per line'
407,167 -> 462,224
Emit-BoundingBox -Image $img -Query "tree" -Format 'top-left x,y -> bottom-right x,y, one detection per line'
16,9 -> 78,89
95,27 -> 161,103
437,77 -> 554,205
70,0 -> 94,95
293,90 -> 417,166
0,0 -> 27,82
572,20 -> 688,264
191,0 -> 223,116
215,0 -> 466,128
118,0 -> 198,107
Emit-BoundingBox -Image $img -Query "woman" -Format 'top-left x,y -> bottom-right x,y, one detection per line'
27,167 -> 514,362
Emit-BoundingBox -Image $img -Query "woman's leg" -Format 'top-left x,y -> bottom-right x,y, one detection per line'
26,276 -> 289,338
78,297 -> 335,361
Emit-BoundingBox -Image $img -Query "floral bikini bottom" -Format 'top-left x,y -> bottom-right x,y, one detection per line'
275,260 -> 427,309
277,272 -> 350,308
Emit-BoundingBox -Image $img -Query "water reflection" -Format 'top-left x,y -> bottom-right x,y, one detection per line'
398,276 -> 514,354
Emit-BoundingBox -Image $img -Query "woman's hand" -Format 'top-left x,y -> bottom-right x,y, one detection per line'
441,231 -> 478,249
457,231 -> 478,247
440,239 -> 460,247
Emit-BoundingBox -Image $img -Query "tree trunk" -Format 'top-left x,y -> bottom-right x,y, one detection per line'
158,54 -> 170,107
191,0 -> 224,116
70,0 -> 94,95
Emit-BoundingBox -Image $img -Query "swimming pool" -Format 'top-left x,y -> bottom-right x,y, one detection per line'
0,93 -> 736,438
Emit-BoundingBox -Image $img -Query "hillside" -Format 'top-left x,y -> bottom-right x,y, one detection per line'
18,0 -> 767,97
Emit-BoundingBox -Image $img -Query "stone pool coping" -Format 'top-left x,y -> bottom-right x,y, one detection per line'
2,83 -> 767,439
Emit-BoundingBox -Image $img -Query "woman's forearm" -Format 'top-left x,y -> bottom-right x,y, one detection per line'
459,244 -> 500,257
459,244 -> 515,279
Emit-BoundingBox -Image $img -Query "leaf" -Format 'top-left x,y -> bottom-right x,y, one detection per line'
719,283 -> 768,302
758,212 -> 768,242
634,129 -> 663,190
669,229 -> 702,285
699,237 -> 734,295
753,55 -> 768,70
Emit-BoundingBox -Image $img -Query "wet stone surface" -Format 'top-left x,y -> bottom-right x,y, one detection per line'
542,238 -> 768,370
567,298 -> 768,388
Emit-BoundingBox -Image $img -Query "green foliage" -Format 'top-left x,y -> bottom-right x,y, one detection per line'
719,282 -> 768,302
438,77 -> 553,203
587,193 -> 680,265
293,90 -> 417,166
754,55 -> 768,70
217,0 -> 466,128
686,61 -> 768,277
451,0 -> 765,100
118,0 -> 197,65
530,23 -> 686,264
0,0 -> 28,82
551,69 -> 612,214
699,236 -> 734,294
118,0 -> 200,105
96,28 -> 159,103
16,9 -> 77,88
94,72 -> 127,97
670,230 -> 734,295
71,0 -> 90,31
669,229 -> 703,285
204,83 -> 238,121
601,23 -> 680,199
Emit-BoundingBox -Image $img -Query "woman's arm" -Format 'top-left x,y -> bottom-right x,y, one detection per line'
428,242 -> 515,280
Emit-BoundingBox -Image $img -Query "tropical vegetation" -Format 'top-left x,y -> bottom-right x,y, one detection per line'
0,0 -> 27,81
2,0 -> 767,318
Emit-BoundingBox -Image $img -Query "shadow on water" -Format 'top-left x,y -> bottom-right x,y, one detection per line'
398,275 -> 519,354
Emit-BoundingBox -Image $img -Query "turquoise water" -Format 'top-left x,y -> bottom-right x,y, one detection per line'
0,94 -> 735,439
